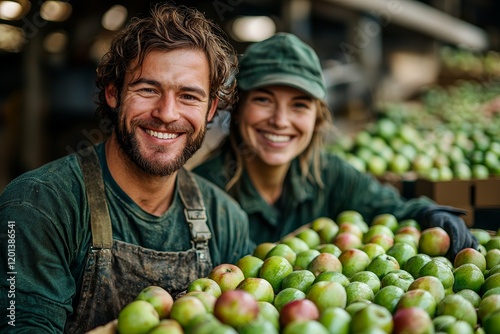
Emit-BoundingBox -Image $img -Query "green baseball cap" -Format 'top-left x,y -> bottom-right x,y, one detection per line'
237,33 -> 326,100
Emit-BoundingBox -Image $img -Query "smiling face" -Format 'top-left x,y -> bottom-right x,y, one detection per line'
238,85 -> 318,168
105,49 -> 217,176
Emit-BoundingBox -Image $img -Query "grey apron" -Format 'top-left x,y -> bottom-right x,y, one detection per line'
64,148 -> 213,333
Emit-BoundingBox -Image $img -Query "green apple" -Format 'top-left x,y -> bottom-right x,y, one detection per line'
372,213 -> 399,233
380,269 -> 414,292
185,291 -> 217,313
313,271 -> 350,287
253,242 -> 276,260
213,290 -> 259,328
310,217 -> 339,244
294,249 -> 321,270
366,233 -> 394,251
408,275 -> 445,304
295,228 -> 322,249
453,263 -> 484,293
208,263 -> 245,292
257,301 -> 280,330
273,287 -> 306,312
374,285 -> 405,314
238,318 -> 278,334
361,243 -> 386,260
266,243 -> 297,266
135,285 -> 173,319
435,294 -> 477,328
259,255 -> 293,293
349,303 -> 393,334
117,300 -> 160,334
147,319 -> 183,334
280,236 -> 310,254
315,243 -> 342,257
319,307 -> 351,334
345,281 -> 375,305
419,259 -> 454,290
280,269 -> 316,293
282,320 -> 329,334
477,294 -> 500,323
338,248 -> 371,278
404,253 -> 432,279
235,277 -> 274,303
349,271 -> 381,296
306,281 -> 347,312
366,254 -> 400,279
188,277 -> 222,298
169,295 -> 207,328
396,289 -> 436,317
236,255 -> 264,279
336,210 -> 368,233
486,248 -> 500,270
386,242 -> 417,268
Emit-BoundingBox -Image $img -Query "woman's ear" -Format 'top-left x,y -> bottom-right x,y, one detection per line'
105,84 -> 118,109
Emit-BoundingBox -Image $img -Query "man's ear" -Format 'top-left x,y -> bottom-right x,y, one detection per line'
105,84 -> 119,109
207,97 -> 219,122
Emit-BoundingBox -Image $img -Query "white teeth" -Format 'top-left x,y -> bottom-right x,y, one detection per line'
145,129 -> 179,139
262,132 -> 291,143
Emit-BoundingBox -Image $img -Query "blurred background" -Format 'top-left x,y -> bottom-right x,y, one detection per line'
1,0 -> 500,199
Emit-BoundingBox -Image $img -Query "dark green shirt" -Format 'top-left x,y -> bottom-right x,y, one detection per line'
193,142 -> 435,244
0,143 -> 254,333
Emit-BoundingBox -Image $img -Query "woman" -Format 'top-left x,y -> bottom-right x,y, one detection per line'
193,33 -> 477,260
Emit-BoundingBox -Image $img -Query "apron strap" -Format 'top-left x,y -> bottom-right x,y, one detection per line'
177,168 -> 212,246
77,147 -> 113,249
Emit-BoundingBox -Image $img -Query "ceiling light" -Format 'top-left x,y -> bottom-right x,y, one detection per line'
231,16 -> 276,42
44,30 -> 68,53
40,1 -> 72,22
0,23 -> 25,52
0,0 -> 29,20
102,4 -> 128,31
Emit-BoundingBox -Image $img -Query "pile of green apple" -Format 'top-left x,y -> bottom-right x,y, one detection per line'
116,211 -> 500,334
439,46 -> 500,78
328,80 -> 500,181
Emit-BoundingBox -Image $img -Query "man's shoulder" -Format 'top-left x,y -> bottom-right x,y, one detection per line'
1,153 -> 83,201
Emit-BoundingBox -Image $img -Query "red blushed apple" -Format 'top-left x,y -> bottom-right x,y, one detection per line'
117,300 -> 160,334
418,227 -> 450,257
338,223 -> 363,240
279,299 -> 320,328
396,226 -> 421,243
213,290 -> 259,328
187,277 -> 222,298
307,252 -> 342,277
135,285 -> 174,319
392,307 -> 434,334
333,232 -> 363,252
208,263 -> 245,292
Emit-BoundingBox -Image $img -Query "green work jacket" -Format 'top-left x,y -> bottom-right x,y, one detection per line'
193,142 -> 435,244
0,143 -> 254,333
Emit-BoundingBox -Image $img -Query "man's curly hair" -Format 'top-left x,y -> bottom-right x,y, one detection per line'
95,3 -> 238,126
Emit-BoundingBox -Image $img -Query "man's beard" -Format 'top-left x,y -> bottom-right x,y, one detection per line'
115,114 -> 207,177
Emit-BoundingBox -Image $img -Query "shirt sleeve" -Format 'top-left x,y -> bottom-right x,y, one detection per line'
0,177 -> 86,333
325,154 -> 435,224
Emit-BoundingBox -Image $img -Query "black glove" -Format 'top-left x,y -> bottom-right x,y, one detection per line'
419,206 -> 479,261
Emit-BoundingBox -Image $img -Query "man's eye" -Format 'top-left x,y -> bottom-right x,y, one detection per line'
140,88 -> 156,94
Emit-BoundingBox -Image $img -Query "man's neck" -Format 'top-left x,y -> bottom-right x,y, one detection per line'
105,137 -> 177,216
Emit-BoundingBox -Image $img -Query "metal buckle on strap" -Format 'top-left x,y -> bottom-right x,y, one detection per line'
184,208 -> 211,242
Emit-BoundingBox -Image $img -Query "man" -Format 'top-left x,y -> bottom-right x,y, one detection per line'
0,4 -> 254,333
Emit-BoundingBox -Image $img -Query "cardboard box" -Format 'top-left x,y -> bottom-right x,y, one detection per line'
474,177 -> 500,208
414,179 -> 473,206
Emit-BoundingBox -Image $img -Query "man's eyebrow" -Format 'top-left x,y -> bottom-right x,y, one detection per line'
128,78 -> 207,98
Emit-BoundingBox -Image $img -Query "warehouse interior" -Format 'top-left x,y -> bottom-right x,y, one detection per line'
0,0 -> 499,227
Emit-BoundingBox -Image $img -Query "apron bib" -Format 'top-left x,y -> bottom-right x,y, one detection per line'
64,148 -> 212,333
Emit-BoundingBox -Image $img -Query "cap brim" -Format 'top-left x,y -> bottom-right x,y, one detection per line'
238,73 -> 326,100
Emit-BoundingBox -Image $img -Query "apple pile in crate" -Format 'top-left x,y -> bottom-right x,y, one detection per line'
116,211 -> 500,334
